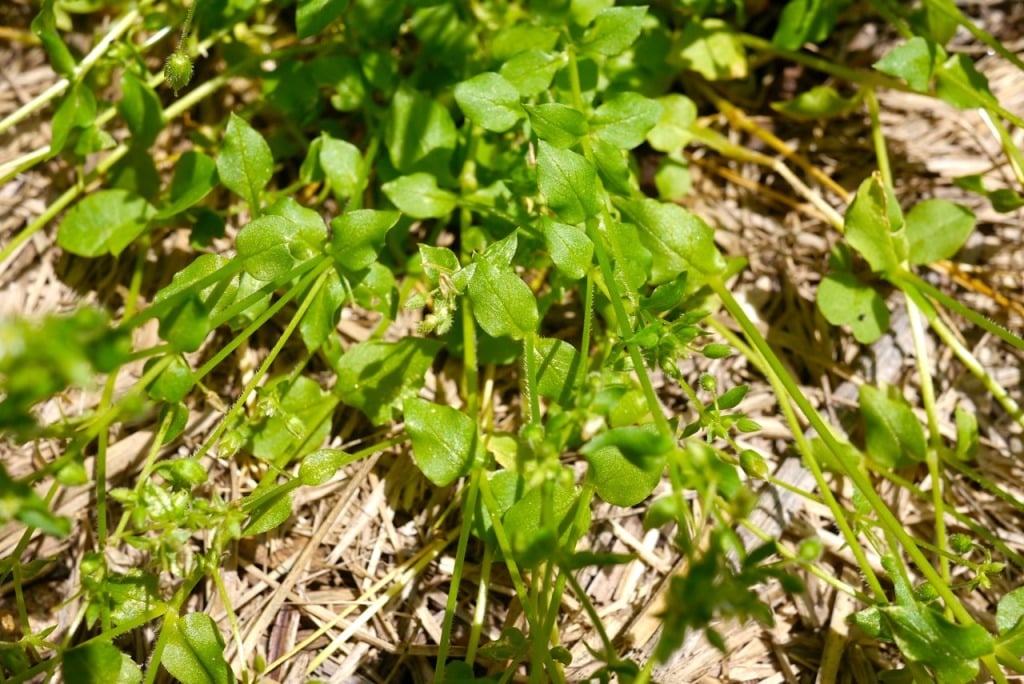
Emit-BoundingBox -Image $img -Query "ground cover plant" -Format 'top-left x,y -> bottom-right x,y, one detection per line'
2,0 -> 1024,681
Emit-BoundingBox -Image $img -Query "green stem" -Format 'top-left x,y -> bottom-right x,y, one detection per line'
894,270 -> 1024,354
904,293 -> 951,595
464,542 -> 492,664
0,8 -> 141,137
477,474 -> 539,627
865,89 -> 893,189
707,317 -> 885,598
192,260 -> 333,461
737,32 -> 913,92
711,278 -> 993,640
523,333 -> 541,425
436,470 -> 480,682
565,45 -> 671,438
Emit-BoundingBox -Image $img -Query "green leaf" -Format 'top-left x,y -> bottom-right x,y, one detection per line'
382,173 -> 457,219
585,443 -> 663,506
493,24 -> 559,60
676,19 -> 747,81
617,198 -> 725,283
299,269 -> 346,351
772,0 -> 843,50
817,272 -> 890,344
329,209 -> 400,271
32,0 -> 76,76
954,406 -> 979,462
236,213 -> 325,281
655,156 -> 691,201
503,473 -> 580,568
953,174 -> 1024,213
539,217 -> 593,280
525,103 -> 589,149
296,0 -> 346,38
998,585 -> 1024,636
646,95 -> 697,152
98,569 -> 164,626
404,397 -> 481,486
242,488 -> 294,536
250,376 -> 334,467
467,259 -> 539,340
904,199 -> 974,265
385,87 -> 457,176
50,82 -> 96,156
536,141 -> 601,224
418,244 -> 461,283
771,85 -> 861,121
859,384 -> 927,468
581,426 -> 674,468
334,338 -> 441,425
119,71 -> 164,149
935,53 -> 998,110
63,642 -> 141,684
844,173 -> 906,275
585,428 -> 671,507
57,189 -> 154,257
874,36 -> 940,92
156,151 -> 218,220
319,134 -> 363,203
454,72 -> 524,133
499,49 -> 562,97
531,337 -> 579,405
162,613 -> 234,684
310,55 -> 366,112
299,449 -> 358,486
152,254 -> 233,352
146,354 -> 195,403
997,586 -> 1024,658
578,6 -> 646,57
603,218 -> 650,290
217,113 -> 273,212
590,92 -> 662,150
591,138 -> 633,196
879,604 -> 993,684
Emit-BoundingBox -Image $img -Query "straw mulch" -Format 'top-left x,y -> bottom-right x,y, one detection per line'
2,1 -> 1024,682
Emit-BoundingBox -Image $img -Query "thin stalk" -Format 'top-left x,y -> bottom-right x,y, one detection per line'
711,278 -> 1001,667
905,294 -> 951,594
920,0 -> 1024,74
192,260 -> 333,461
737,32 -> 914,92
523,333 -> 542,425
574,271 -> 594,403
210,565 -> 248,682
978,109 -> 1024,188
465,542 -> 492,664
865,89 -> 893,189
894,270 -> 1024,354
0,8 -> 141,136
477,474 -> 541,625
929,313 -> 1024,427
0,54 -> 230,269
435,470 -> 480,682
565,45 -> 672,438
706,317 -> 885,598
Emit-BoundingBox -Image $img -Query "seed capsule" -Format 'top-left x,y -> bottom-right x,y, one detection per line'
164,50 -> 193,95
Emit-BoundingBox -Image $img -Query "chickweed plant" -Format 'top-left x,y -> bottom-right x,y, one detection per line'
2,0 -> 1024,682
